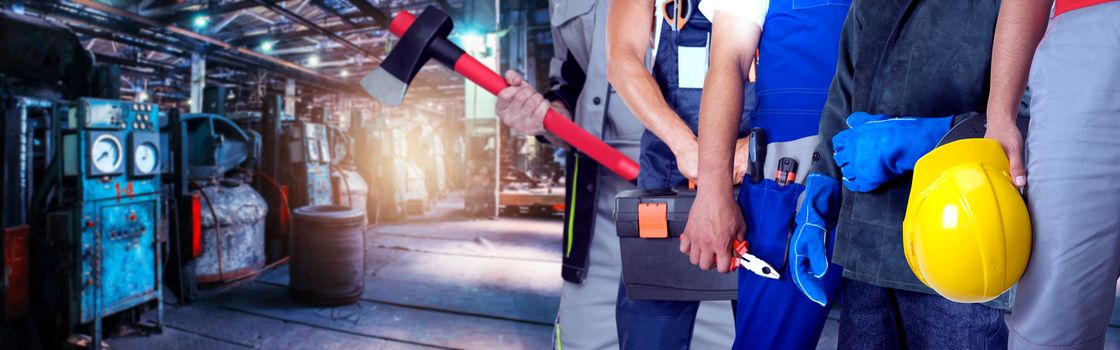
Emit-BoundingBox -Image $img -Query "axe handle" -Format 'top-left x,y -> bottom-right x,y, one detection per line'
390,11 -> 641,182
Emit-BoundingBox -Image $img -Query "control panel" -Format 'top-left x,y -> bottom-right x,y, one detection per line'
51,98 -> 163,331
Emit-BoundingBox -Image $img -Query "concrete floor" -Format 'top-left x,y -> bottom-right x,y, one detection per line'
105,192 -> 1120,349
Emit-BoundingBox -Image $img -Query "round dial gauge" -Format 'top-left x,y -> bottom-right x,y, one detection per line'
91,134 -> 123,174
134,142 -> 159,174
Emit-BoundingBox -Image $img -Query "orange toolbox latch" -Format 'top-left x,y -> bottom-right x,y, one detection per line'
637,203 -> 669,239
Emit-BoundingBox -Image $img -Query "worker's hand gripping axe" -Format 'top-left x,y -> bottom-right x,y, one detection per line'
360,6 -> 641,181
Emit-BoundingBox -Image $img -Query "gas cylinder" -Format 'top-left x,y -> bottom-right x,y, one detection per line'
194,179 -> 268,283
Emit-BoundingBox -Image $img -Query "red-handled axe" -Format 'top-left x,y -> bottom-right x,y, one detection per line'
360,6 -> 641,182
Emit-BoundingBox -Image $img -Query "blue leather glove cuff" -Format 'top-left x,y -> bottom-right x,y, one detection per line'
832,113 -> 953,192
789,174 -> 841,306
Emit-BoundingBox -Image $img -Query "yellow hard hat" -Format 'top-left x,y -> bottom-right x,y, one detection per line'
903,138 -> 1031,303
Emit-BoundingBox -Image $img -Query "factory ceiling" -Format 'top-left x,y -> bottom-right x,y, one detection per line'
9,0 -> 467,106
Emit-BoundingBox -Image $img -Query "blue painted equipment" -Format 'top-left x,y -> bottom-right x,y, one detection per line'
288,122 -> 334,207
44,98 -> 163,349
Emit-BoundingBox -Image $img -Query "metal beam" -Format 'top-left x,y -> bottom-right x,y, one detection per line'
155,1 -> 259,23
249,0 -> 379,59
190,53 -> 205,113
228,21 -> 380,47
309,0 -> 357,26
69,0 -> 356,92
345,0 -> 390,26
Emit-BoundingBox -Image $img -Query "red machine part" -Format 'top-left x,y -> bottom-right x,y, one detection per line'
3,226 -> 29,321
190,194 -> 203,258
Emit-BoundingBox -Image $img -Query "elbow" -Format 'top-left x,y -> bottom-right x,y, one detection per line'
606,49 -> 636,89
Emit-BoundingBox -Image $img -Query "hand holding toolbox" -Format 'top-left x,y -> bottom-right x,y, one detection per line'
615,128 -> 816,301
614,186 -> 742,300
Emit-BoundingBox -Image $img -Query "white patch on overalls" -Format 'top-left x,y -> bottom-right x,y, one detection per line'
677,36 -> 710,89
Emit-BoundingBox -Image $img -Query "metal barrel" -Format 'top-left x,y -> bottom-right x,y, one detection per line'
289,205 -> 367,306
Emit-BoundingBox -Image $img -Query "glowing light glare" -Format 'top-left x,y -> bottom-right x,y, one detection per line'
137,91 -> 149,102
307,54 -> 320,67
192,15 -> 210,29
459,33 -> 486,53
340,69 -> 350,78
260,41 -> 274,52
941,204 -> 959,230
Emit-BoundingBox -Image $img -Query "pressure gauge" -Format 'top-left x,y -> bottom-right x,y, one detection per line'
134,143 -> 158,174
90,133 -> 123,176
130,132 -> 161,176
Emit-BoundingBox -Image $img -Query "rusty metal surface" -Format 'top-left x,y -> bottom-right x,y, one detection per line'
194,181 -> 268,283
69,99 -> 163,326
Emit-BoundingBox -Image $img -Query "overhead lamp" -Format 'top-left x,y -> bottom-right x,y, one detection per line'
137,91 -> 149,102
260,40 -> 275,53
340,69 -> 350,78
307,54 -> 320,67
192,14 -> 210,29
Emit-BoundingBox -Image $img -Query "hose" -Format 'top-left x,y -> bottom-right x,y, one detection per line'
240,168 -> 292,225
332,166 -> 353,208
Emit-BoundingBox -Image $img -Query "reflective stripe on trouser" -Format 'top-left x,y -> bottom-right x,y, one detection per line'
554,171 -> 627,350
1010,3 -> 1120,349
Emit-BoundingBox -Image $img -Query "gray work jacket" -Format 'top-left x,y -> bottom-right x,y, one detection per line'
810,0 -> 1011,309
548,0 -> 643,283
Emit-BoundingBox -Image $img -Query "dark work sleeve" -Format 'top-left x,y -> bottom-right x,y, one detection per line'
811,0 -> 862,179
544,50 -> 587,114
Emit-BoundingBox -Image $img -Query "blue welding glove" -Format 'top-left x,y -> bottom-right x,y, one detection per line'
789,174 -> 841,307
832,112 -> 953,192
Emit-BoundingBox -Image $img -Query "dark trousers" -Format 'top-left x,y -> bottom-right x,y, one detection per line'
615,280 -> 737,350
837,279 -> 1008,349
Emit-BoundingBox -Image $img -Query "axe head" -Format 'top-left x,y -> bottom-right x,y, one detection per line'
361,6 -> 453,106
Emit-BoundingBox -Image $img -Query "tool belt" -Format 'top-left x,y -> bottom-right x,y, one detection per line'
614,186 -> 738,301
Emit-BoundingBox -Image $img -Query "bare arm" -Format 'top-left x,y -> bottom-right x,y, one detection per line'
607,0 -> 700,178
985,0 -> 1052,186
681,10 -> 762,273
696,12 -> 760,190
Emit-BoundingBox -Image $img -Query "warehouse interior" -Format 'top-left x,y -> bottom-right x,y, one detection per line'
1,1 -> 1119,350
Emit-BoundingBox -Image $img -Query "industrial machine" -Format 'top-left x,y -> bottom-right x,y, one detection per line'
328,123 -> 369,213
179,114 -> 267,285
38,98 -> 164,349
286,120 -> 334,208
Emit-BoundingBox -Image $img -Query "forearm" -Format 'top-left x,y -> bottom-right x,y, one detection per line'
606,0 -> 695,153
696,69 -> 743,190
987,0 -> 1052,125
609,59 -> 694,150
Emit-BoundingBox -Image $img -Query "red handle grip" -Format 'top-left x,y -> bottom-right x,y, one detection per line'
388,11 -> 641,181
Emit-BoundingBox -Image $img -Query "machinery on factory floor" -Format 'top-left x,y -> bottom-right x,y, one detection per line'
36,98 -> 165,349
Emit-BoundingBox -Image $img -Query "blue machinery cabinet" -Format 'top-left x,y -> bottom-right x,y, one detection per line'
52,98 -> 163,347
292,122 -> 333,207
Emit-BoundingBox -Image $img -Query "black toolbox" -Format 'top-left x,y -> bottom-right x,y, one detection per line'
614,187 -> 738,301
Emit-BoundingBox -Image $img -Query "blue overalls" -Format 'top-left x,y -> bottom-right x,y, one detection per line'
733,0 -> 850,349
616,0 -> 749,348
